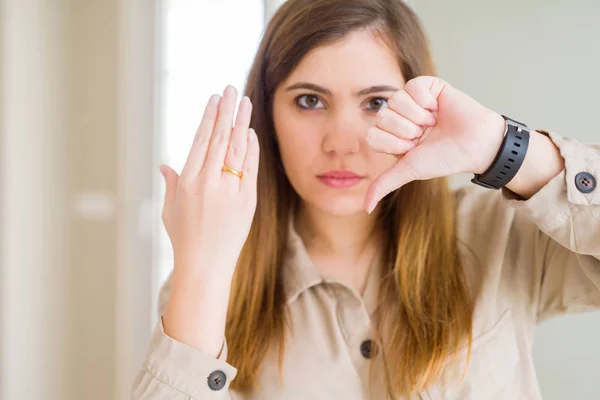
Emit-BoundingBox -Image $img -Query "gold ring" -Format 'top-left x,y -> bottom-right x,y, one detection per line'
222,164 -> 243,178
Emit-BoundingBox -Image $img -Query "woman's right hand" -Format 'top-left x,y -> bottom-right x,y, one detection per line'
159,85 -> 260,284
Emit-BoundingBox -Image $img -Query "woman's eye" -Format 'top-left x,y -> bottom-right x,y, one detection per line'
365,97 -> 388,111
296,94 -> 324,109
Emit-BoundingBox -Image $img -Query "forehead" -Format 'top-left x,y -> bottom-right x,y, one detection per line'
283,29 -> 405,89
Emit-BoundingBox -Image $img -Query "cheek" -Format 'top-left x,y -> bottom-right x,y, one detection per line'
275,118 -> 320,170
277,131 -> 317,175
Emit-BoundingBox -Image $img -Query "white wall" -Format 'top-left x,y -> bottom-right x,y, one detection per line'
264,0 -> 287,20
415,1 -> 600,399
0,1 -> 158,399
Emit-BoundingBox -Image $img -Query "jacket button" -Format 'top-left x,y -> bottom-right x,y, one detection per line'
575,172 -> 596,194
207,370 -> 227,391
360,339 -> 378,359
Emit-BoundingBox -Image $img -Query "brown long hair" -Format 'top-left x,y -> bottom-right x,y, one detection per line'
226,0 -> 474,397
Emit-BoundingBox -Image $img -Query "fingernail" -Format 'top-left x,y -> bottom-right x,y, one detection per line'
240,96 -> 251,111
365,199 -> 373,214
224,85 -> 237,97
209,94 -> 221,106
158,165 -> 166,178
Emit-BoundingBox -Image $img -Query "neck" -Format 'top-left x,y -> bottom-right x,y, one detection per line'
295,203 -> 380,259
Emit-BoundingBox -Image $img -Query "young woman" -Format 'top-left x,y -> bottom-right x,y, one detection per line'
133,0 -> 600,398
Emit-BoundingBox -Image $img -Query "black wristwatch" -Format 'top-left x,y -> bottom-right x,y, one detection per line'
471,115 -> 530,190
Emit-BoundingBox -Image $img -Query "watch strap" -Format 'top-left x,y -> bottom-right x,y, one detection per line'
471,115 -> 530,190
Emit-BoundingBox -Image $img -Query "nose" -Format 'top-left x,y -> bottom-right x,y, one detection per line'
321,105 -> 364,156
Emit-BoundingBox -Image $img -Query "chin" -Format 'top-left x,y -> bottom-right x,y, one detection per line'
310,194 -> 367,216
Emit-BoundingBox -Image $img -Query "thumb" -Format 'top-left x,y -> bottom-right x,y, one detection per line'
159,164 -> 179,206
364,155 -> 420,214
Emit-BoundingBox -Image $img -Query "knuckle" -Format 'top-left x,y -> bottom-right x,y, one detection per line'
178,177 -> 199,194
227,141 -> 244,159
405,128 -> 417,140
194,131 -> 209,146
417,111 -> 431,125
215,127 -> 230,144
405,77 -> 421,91
405,80 -> 416,92
411,125 -> 423,139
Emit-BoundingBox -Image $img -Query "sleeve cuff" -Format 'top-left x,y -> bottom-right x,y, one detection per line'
545,131 -> 600,206
502,131 -> 600,233
141,317 -> 237,397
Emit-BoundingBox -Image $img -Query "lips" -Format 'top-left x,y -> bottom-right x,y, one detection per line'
317,170 -> 364,188
319,170 -> 361,179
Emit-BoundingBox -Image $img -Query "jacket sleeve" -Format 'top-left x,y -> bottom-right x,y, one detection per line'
131,274 -> 237,399
501,131 -> 600,321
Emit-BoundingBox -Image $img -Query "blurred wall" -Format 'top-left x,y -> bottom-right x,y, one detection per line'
1,1 -> 73,399
416,1 -> 600,399
1,1 -> 157,399
70,1 -> 119,398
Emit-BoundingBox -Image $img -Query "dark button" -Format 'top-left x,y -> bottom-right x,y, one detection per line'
360,339 -> 378,359
575,172 -> 596,194
207,370 -> 227,391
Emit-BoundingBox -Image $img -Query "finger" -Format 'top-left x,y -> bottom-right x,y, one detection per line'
364,157 -> 420,214
180,94 -> 221,181
387,90 -> 436,126
240,128 -> 260,194
404,76 -> 445,111
366,126 -> 415,155
222,96 -> 252,184
375,108 -> 425,140
159,164 -> 179,207
204,85 -> 238,176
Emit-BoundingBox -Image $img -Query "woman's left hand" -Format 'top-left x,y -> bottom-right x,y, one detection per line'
364,76 -> 507,213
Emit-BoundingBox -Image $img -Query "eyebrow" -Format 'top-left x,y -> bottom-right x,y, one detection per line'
285,82 -> 399,96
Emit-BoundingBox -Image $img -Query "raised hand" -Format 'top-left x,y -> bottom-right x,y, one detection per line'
160,85 -> 260,281
364,76 -> 506,213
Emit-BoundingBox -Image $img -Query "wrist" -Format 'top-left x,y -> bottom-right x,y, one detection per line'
163,280 -> 230,357
504,130 -> 564,199
473,111 -> 506,175
173,252 -> 237,284
172,265 -> 234,294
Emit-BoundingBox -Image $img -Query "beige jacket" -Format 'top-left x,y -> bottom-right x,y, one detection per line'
133,132 -> 600,399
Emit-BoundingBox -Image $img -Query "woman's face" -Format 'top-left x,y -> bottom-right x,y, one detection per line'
272,29 -> 405,216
